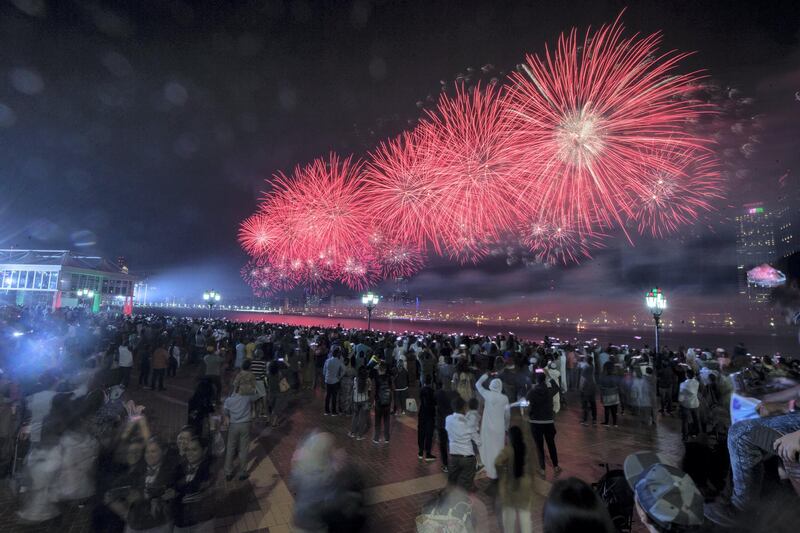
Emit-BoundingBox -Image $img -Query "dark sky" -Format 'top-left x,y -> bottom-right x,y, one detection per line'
1,0 -> 799,304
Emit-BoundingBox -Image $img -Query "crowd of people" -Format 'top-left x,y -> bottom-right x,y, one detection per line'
1,303 -> 800,532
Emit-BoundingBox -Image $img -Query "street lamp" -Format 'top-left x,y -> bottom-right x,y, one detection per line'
645,287 -> 667,353
361,292 -> 379,330
203,289 -> 221,318
76,288 -> 95,308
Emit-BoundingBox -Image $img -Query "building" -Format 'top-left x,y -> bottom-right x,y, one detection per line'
735,203 -> 778,306
0,249 -> 135,313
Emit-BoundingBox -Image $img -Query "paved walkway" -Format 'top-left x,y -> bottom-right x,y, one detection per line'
2,364 -> 682,532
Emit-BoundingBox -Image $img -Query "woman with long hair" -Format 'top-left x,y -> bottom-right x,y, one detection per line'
172,436 -> 215,533
494,426 -> 534,533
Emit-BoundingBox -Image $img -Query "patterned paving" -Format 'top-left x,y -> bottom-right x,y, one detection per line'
2,363 -> 684,532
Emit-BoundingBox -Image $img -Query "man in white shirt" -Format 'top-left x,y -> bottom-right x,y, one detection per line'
118,342 -> 133,388
679,368 -> 701,441
445,395 -> 481,490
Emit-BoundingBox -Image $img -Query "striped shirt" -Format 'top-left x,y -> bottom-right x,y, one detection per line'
250,360 -> 267,380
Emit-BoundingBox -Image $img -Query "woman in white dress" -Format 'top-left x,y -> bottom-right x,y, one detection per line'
475,373 -> 509,480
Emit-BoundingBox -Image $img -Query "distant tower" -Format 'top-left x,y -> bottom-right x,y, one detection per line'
735,203 -> 778,306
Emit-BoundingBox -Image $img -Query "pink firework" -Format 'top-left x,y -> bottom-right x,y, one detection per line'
518,212 -> 603,265
261,153 -> 373,265
420,83 -> 523,255
238,213 -> 275,258
363,129 -> 444,251
338,254 -> 380,291
504,15 -> 712,235
377,240 -> 425,279
631,149 -> 723,237
240,258 -> 297,296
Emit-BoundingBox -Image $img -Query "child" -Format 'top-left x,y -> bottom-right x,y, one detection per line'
466,397 -> 484,471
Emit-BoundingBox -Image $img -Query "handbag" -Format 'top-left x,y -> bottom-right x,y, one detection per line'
279,377 -> 290,393
211,431 -> 226,458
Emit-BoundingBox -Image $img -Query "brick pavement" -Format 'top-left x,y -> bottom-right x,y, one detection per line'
2,363 -> 682,532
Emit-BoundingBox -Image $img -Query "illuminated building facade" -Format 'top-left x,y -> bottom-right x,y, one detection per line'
735,204 -> 778,305
0,249 -> 135,313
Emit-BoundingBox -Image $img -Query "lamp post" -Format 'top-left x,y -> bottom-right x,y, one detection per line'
77,288 -> 95,309
203,290 -> 221,318
361,292 -> 379,330
645,287 -> 667,353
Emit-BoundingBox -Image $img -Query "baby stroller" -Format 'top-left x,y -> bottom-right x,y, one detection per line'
593,463 -> 634,533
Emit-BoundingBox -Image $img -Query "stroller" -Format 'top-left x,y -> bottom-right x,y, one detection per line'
593,463 -> 634,533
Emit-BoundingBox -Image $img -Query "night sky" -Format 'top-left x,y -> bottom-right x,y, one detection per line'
1,0 -> 799,306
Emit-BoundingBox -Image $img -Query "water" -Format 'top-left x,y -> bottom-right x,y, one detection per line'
215,311 -> 797,356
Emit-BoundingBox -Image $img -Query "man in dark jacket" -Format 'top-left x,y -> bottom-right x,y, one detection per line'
371,361 -> 394,444
417,375 -> 437,461
657,361 -> 675,415
526,372 -> 562,477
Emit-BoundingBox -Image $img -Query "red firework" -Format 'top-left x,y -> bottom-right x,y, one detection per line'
419,83 -> 523,257
363,129 -> 443,250
377,241 -> 425,279
240,258 -> 298,296
631,148 -> 723,237
238,213 -> 275,257
338,254 -> 380,291
518,212 -> 603,265
261,153 -> 373,265
504,15 -> 712,235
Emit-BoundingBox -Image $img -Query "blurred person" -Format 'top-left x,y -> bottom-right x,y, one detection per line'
495,426 -> 535,533
187,378 -> 215,438
97,439 -> 146,533
579,355 -> 598,426
349,365 -> 371,440
173,435 -> 215,532
438,355 -> 454,391
417,374 -> 437,461
393,358 -> 410,415
657,360 -> 675,415
323,349 -> 344,416
445,395 -> 481,490
599,362 -> 621,427
453,359 -> 475,403
476,372 -> 510,480
167,341 -> 180,378
679,369 -> 701,441
234,339 -> 246,370
435,380 -> 458,473
223,384 -> 256,481
372,360 -> 394,444
339,356 -> 356,416
543,477 -> 616,533
137,344 -> 151,389
232,359 -> 256,396
290,432 -> 367,532
249,352 -> 268,417
267,355 -> 289,427
202,348 -> 223,402
118,341 -> 134,388
150,343 -> 169,391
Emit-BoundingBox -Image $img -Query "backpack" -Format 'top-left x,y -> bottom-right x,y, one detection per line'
378,378 -> 392,406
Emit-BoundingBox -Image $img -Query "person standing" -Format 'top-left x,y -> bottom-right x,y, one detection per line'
167,341 -> 180,378
203,349 -> 224,402
445,396 -> 481,491
151,344 -> 169,391
679,368 -> 701,441
234,340 -> 246,370
372,362 -> 394,444
323,350 -> 344,416
417,375 -> 437,461
579,356 -> 597,426
339,356 -> 356,416
393,360 -> 409,415
435,382 -> 457,473
118,342 -> 133,388
495,426 -> 535,533
349,366 -> 371,440
266,357 -> 289,427
657,360 -> 674,415
599,362 -> 621,427
475,372 -> 510,480
138,344 -> 152,389
223,388 -> 255,481
524,372 -> 562,478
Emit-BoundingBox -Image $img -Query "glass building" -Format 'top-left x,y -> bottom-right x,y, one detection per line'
0,249 -> 136,313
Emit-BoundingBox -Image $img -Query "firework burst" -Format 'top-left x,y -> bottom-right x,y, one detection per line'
505,15 -> 712,234
631,149 -> 723,237
262,153 -> 373,265
238,213 -> 275,257
363,129 -> 444,250
420,83 -> 523,253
